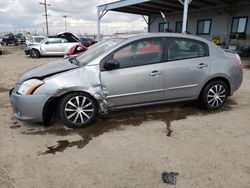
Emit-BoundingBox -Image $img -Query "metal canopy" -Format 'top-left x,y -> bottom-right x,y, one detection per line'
96,0 -> 248,41
98,0 -> 223,16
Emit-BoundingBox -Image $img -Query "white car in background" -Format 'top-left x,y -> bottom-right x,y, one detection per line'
25,32 -> 80,58
26,36 -> 45,46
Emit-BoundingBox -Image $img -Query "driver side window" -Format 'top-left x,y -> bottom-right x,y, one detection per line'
113,38 -> 163,68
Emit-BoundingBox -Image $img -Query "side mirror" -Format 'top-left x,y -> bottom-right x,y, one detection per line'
104,59 -> 120,70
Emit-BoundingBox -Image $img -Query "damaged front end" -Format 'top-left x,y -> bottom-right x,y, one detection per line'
32,64 -> 109,123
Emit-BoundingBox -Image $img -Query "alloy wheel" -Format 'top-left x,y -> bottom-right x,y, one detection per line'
207,84 -> 226,108
64,96 -> 94,124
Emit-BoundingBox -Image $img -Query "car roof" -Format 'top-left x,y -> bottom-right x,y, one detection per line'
125,33 -> 210,44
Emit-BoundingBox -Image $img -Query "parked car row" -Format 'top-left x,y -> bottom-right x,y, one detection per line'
25,32 -> 80,58
24,32 -> 96,58
1,34 -> 27,46
0,32 -> 96,58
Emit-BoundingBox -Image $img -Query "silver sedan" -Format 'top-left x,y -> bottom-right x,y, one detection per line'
10,33 -> 243,128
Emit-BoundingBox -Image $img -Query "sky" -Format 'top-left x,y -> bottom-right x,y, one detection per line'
0,0 -> 147,35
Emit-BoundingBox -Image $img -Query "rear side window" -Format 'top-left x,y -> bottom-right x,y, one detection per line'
167,38 -> 209,61
113,38 -> 163,68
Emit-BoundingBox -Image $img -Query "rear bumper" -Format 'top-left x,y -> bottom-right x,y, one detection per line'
230,68 -> 243,95
9,88 -> 51,122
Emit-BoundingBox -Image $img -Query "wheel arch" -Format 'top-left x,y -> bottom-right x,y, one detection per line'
199,76 -> 231,99
42,90 -> 99,124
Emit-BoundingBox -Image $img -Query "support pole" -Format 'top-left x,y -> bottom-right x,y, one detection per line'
182,0 -> 189,34
44,0 -> 49,36
39,0 -> 51,36
97,5 -> 108,41
63,15 -> 67,32
97,8 -> 101,41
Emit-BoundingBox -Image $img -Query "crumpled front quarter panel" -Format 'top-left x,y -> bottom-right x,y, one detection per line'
35,65 -> 108,112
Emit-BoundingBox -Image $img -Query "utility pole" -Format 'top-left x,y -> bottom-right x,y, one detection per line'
63,15 -> 67,32
39,0 -> 51,36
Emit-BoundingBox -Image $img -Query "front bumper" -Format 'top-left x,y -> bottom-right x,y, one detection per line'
24,48 -> 30,55
9,88 -> 51,122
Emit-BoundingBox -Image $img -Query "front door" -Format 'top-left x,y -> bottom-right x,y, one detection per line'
101,37 -> 165,107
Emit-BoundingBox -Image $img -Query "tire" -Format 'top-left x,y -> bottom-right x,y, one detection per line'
199,80 -> 228,110
59,92 -> 98,128
3,41 -> 8,46
30,49 -> 40,58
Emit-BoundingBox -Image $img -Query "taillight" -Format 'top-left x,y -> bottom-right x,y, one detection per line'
236,54 -> 243,69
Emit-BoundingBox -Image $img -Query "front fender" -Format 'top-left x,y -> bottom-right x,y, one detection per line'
30,46 -> 42,54
34,65 -> 108,113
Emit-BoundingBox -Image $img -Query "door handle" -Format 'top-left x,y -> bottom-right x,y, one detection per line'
197,63 -> 208,69
149,70 -> 162,76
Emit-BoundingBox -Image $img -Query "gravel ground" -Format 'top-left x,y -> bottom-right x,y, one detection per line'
0,46 -> 250,188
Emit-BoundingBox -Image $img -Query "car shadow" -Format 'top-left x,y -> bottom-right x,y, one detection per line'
19,99 -> 237,155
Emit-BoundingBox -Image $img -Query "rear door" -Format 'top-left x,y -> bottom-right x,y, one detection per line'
164,37 -> 211,100
100,37 -> 165,107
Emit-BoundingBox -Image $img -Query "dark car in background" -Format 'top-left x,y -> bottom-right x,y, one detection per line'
16,35 -> 26,45
79,38 -> 97,47
2,35 -> 18,46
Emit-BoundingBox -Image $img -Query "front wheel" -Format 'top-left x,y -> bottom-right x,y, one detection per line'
59,92 -> 98,128
30,49 -> 40,58
199,80 -> 228,110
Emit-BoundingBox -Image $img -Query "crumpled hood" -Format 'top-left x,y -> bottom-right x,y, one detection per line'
18,59 -> 78,84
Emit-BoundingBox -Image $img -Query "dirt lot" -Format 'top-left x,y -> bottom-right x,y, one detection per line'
0,46 -> 250,188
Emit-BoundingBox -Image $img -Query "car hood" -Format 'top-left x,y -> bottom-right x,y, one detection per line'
18,59 -> 79,84
28,43 -> 41,46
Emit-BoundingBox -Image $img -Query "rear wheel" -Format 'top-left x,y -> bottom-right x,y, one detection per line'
199,80 -> 228,110
59,92 -> 98,128
30,49 -> 40,58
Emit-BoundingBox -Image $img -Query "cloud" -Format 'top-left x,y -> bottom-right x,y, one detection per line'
0,0 -> 147,35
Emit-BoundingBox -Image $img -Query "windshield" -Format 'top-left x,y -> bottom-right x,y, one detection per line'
76,38 -> 124,66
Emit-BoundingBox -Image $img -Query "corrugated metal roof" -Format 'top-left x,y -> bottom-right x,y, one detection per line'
98,0 -> 249,15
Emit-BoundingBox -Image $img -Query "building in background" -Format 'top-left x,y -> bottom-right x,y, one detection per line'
97,0 -> 250,56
